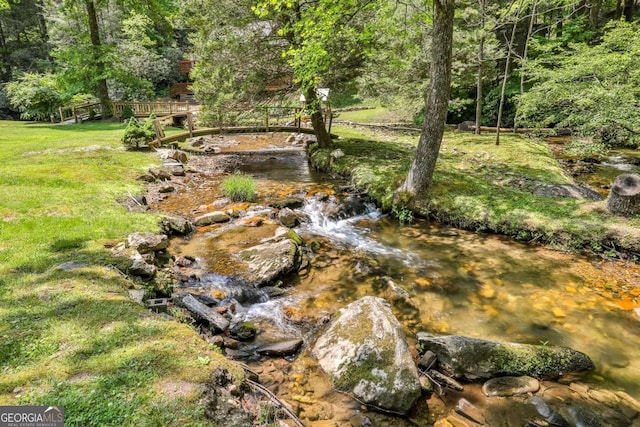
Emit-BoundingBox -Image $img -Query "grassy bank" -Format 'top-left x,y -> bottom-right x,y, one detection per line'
0,121 -> 239,426
312,126 -> 640,256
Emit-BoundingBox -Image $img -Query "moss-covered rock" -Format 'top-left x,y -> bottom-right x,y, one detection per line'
312,296 -> 421,414
417,333 -> 595,381
237,239 -> 299,287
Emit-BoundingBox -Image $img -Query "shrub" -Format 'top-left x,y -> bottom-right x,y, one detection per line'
122,114 -> 156,149
121,105 -> 135,121
392,205 -> 415,224
222,172 -> 257,201
4,73 -> 62,120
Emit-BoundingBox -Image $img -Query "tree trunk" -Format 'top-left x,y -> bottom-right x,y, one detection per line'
304,87 -> 332,148
623,0 -> 635,21
400,0 -> 455,197
0,20 -> 6,50
475,0 -> 485,135
616,0 -> 623,19
85,0 -> 112,118
496,3 -> 522,146
606,173 -> 640,216
587,0 -> 601,28
36,0 -> 48,42
514,1 -> 537,133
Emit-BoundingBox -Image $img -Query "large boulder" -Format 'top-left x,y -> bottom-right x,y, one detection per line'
126,232 -> 168,254
238,239 -> 299,287
417,333 -> 595,381
194,211 -> 231,226
160,215 -> 193,236
312,297 -> 421,415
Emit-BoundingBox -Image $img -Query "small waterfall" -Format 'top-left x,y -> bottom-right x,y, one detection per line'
299,197 -> 424,267
244,297 -> 302,339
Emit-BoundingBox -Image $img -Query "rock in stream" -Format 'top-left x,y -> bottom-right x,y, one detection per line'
312,296 -> 421,415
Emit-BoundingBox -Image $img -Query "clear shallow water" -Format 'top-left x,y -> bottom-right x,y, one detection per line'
156,135 -> 640,424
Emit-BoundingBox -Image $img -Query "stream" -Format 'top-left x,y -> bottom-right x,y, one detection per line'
152,133 -> 640,426
545,137 -> 640,196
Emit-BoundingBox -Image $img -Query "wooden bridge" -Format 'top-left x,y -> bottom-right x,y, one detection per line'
149,106 -> 306,144
59,102 -> 102,123
58,100 -> 192,122
112,101 -> 191,118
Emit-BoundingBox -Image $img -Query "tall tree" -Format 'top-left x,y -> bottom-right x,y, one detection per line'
47,0 -> 180,105
400,0 -> 455,197
495,1 -> 523,145
623,0 -> 635,21
475,0 -> 486,134
84,0 -> 111,117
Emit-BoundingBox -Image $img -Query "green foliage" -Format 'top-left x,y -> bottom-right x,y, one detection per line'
483,76 -> 520,127
122,115 -> 156,149
68,93 -> 99,106
46,0 -> 180,103
4,73 -> 62,120
222,172 -> 257,202
184,0 -> 288,125
252,0 -> 378,106
121,105 -> 135,121
392,205 -> 415,224
563,140 -> 610,159
518,21 -> 640,147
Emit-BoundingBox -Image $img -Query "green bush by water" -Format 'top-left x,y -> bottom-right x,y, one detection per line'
222,172 -> 257,202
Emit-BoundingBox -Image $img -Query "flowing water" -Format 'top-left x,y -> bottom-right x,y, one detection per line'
153,134 -> 640,425
546,137 -> 640,194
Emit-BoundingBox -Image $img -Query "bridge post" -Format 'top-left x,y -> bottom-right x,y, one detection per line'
265,108 -> 270,132
187,112 -> 194,137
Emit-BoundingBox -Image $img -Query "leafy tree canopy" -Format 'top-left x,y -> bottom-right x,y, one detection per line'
518,20 -> 640,146
252,0 -> 379,94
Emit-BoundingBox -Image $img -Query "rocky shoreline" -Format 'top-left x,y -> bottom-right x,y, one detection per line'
110,137 -> 640,426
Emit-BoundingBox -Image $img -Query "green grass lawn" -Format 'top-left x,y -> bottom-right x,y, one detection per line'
319,128 -> 640,255
333,106 -> 410,124
0,121 -> 239,426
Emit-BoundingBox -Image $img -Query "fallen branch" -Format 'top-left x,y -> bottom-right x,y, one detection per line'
128,192 -> 143,206
246,379 -> 305,427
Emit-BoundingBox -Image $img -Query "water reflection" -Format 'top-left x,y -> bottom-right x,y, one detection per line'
155,135 -> 640,424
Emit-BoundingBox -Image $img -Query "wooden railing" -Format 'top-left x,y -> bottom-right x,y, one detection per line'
59,102 -> 102,123
112,101 -> 190,118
